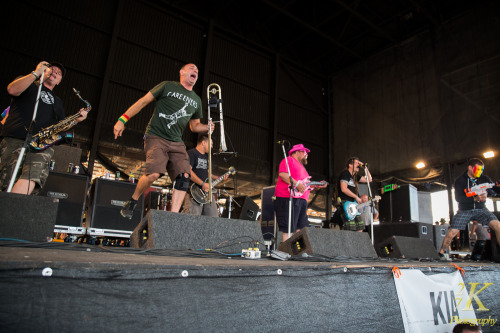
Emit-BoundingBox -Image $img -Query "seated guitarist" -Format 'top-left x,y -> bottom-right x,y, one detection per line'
274,143 -> 327,242
182,134 -> 227,217
0,61 -> 87,195
331,157 -> 372,232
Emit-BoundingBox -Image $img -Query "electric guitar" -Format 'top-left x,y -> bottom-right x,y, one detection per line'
191,166 -> 237,205
292,176 -> 329,198
343,196 -> 381,221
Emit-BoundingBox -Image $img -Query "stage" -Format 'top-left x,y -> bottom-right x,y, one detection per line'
1,242 -> 499,333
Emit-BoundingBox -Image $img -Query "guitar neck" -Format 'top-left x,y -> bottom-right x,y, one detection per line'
211,170 -> 232,188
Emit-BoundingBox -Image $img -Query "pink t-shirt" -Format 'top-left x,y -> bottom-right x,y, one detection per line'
275,156 -> 310,200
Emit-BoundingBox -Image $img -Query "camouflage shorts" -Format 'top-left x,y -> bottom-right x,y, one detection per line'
0,137 -> 54,192
340,201 -> 365,231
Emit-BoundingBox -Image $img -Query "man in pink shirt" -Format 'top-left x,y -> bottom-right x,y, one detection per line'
274,144 -> 327,242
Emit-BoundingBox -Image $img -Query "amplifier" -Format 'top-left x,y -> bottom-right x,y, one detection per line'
39,171 -> 89,234
87,178 -> 144,238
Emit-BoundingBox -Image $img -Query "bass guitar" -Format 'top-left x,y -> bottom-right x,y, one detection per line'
29,88 -> 91,151
343,196 -> 381,221
191,166 -> 237,205
292,176 -> 328,198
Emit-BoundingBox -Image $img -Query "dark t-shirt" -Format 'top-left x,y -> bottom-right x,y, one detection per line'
188,148 -> 208,185
145,81 -> 203,142
1,83 -> 65,139
337,169 -> 361,201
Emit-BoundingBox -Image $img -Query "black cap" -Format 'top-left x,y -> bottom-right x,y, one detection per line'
49,61 -> 66,77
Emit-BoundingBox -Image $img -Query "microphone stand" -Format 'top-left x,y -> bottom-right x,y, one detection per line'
223,189 -> 240,219
7,68 -> 48,193
364,165 -> 375,245
279,142 -> 294,239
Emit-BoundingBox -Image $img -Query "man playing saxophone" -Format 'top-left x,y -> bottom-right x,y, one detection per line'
0,61 -> 88,194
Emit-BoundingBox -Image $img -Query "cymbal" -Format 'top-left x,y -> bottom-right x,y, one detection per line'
214,185 -> 234,190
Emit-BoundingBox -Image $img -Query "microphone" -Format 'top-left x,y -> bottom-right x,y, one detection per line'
223,152 -> 237,162
277,140 -> 287,144
359,162 -> 368,168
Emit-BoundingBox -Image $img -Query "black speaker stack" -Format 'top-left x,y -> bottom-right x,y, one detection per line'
87,178 -> 144,238
39,171 -> 89,234
379,184 -> 419,222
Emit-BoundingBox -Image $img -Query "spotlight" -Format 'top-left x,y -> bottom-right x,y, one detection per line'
483,151 -> 495,158
416,162 -> 425,169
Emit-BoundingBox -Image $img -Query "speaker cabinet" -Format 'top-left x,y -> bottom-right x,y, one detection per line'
39,171 -> 89,233
0,192 -> 58,242
372,222 -> 433,246
87,179 -> 144,237
376,235 -> 440,260
277,227 -> 378,259
51,145 -> 82,173
130,210 -> 264,253
433,224 -> 449,250
379,184 -> 419,222
482,229 -> 500,263
221,196 -> 259,221
260,186 -> 275,222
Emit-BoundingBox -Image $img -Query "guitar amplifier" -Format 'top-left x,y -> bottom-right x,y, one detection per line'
87,178 -> 144,238
38,171 -> 89,234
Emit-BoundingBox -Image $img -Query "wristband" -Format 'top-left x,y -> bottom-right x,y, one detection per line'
118,114 -> 129,124
31,71 -> 40,80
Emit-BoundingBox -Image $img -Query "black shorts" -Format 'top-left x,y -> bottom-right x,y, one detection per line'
274,197 -> 309,233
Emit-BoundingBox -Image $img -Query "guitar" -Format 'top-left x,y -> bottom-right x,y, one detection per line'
292,176 -> 329,198
191,166 -> 237,205
343,195 -> 381,221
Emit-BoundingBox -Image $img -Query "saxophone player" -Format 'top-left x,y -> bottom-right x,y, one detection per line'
0,61 -> 88,195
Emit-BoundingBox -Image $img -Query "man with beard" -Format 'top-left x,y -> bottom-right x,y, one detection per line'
274,144 -> 327,242
328,157 -> 372,231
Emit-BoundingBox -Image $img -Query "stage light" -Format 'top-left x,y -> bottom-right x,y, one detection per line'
483,151 -> 495,158
416,162 -> 425,169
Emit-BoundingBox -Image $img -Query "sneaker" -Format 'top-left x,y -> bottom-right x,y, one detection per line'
439,252 -> 450,261
120,199 -> 137,219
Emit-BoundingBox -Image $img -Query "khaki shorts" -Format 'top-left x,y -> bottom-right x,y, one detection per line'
144,134 -> 190,180
0,137 -> 54,193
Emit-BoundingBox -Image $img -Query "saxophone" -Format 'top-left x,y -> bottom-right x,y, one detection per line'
30,88 -> 91,151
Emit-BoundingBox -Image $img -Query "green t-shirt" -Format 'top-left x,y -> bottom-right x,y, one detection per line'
145,81 -> 203,142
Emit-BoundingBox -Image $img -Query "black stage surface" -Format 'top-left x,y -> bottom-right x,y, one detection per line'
1,242 -> 499,333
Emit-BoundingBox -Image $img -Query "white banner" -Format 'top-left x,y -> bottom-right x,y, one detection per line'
393,269 -> 477,333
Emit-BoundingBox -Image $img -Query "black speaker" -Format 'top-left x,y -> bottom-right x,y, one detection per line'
372,222 -> 434,245
379,184 -> 419,222
433,224 -> 449,250
130,210 -> 264,253
221,196 -> 259,221
277,227 -> 378,259
38,171 -> 89,233
376,235 -> 440,260
260,186 -> 275,222
0,192 -> 58,242
482,229 -> 500,263
51,145 -> 82,173
87,178 -> 144,237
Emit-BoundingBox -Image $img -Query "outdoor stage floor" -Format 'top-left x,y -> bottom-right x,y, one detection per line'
1,241 -> 498,275
1,242 -> 500,333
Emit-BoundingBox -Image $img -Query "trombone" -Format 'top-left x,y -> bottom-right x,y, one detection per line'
206,83 -> 228,204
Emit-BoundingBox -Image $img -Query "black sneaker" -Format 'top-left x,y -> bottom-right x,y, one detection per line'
120,199 -> 137,219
